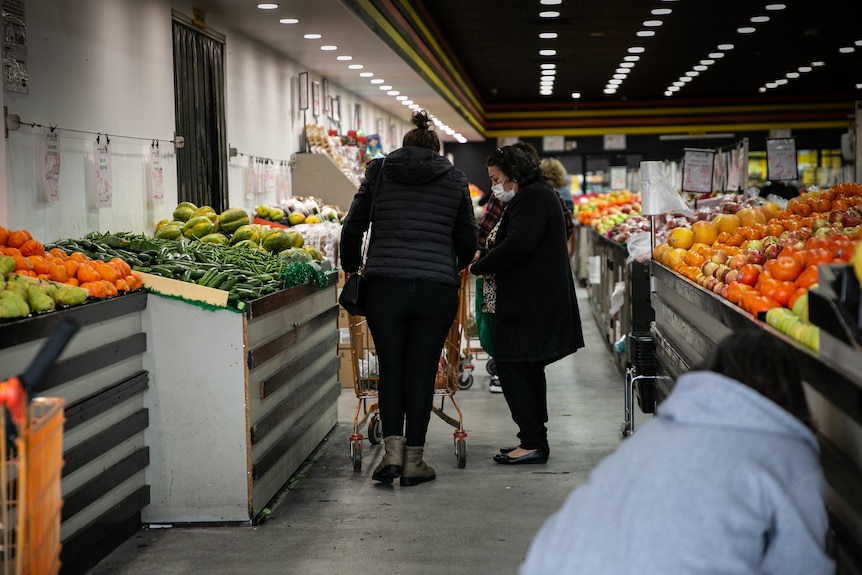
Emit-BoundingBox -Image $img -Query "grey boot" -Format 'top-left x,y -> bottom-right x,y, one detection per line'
400,445 -> 436,487
372,436 -> 406,483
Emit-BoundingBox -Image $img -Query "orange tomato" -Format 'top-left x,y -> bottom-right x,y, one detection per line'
93,261 -> 118,283
795,265 -> 820,289
805,248 -> 834,267
70,251 -> 90,263
0,226 -> 8,246
109,257 -> 132,277
76,263 -> 101,283
13,255 -> 34,271
770,256 -> 804,282
63,259 -> 80,279
47,247 -> 69,260
49,264 -> 69,283
726,282 -> 754,305
749,295 -> 782,316
2,247 -> 21,257
758,277 -> 780,300
772,280 -> 798,307
6,230 -> 30,249
788,287 -> 808,310
18,239 -> 44,257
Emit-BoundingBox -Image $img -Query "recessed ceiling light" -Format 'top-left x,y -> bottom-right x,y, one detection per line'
615,68 -> 630,74
542,70 -> 556,76
409,104 -> 419,109
652,8 -> 672,15
304,33 -> 322,40
812,61 -> 826,66
737,27 -> 756,34
686,70 -> 699,77
856,83 -> 862,89
539,49 -> 557,56
717,44 -> 735,50
387,91 -> 399,96
668,86 -> 680,92
751,16 -> 770,23
279,18 -> 299,24
673,81 -> 684,87
643,20 -> 662,27
540,63 -> 557,69
359,72 -> 373,77
540,0 -> 562,5
539,11 -> 560,18
775,78 -> 788,85
839,46 -> 856,54
693,65 -> 707,71
571,92 -> 581,99
765,3 -> 786,10
348,64 -> 363,69
396,96 -> 408,101
613,74 -> 627,80
680,76 -> 692,83
765,82 -> 778,88
257,3 -> 278,9
856,39 -> 862,46
603,88 -> 617,94
619,62 -> 635,68
699,59 -> 715,66
609,79 -> 622,85
321,45 -> 337,51
786,72 -> 800,78
337,55 -> 352,61
370,79 -> 384,84
540,80 -> 554,86
402,100 -> 413,106
798,66 -> 812,72
379,85 -> 392,90
539,32 -> 558,39
623,55 -> 640,62
628,46 -> 645,54
708,52 -> 725,58
637,31 -> 655,37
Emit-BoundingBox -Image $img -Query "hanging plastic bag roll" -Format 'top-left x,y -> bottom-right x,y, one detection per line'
640,161 -> 695,217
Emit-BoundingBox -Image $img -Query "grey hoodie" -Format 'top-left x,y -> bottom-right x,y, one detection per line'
521,371 -> 835,575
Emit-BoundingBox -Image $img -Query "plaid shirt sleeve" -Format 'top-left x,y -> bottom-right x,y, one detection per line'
477,196 -> 504,247
558,194 -> 575,239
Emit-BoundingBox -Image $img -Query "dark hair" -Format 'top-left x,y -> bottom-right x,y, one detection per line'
512,141 -> 540,164
698,330 -> 815,430
486,145 -> 542,184
402,110 -> 440,152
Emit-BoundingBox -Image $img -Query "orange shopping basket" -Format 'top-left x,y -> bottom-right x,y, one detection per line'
0,319 -> 77,575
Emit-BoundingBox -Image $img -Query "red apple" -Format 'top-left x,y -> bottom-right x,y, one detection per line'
728,254 -> 748,270
711,250 -> 729,265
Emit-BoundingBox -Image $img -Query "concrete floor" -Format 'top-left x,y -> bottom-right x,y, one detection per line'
85,287 -> 645,575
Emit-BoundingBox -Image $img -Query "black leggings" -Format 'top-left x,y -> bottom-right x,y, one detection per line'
364,277 -> 459,446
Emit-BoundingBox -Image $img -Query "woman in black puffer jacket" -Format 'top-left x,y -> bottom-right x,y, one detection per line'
340,110 -> 477,487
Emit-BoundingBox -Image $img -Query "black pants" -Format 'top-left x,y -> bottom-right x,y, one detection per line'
495,360 -> 549,452
364,277 -> 459,446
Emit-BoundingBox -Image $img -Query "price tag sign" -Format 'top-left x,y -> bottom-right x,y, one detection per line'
44,130 -> 61,202
94,138 -> 113,207
150,143 -> 164,205
681,148 -> 715,193
766,137 -> 798,181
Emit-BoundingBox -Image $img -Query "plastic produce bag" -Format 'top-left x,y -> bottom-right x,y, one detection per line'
626,231 -> 653,264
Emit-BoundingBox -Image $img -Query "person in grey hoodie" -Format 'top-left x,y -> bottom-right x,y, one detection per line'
520,329 -> 834,575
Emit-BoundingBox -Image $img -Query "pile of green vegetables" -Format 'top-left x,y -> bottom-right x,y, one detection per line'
46,232 -> 331,310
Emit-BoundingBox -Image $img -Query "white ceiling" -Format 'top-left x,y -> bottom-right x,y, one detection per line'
194,0 -> 483,142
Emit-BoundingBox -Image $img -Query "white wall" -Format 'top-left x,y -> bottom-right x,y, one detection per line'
0,0 -> 409,242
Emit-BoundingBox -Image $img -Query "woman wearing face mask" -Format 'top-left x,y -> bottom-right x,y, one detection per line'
470,145 -> 585,464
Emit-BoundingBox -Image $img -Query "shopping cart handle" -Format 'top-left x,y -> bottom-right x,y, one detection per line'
19,318 -> 79,393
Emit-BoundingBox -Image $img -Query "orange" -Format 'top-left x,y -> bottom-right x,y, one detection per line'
665,248 -> 689,270
737,207 -> 768,228
667,227 -> 695,250
691,220 -> 718,246
713,213 -> 741,234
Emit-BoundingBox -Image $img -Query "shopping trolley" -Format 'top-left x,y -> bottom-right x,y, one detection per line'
1,319 -> 78,575
348,272 -> 470,471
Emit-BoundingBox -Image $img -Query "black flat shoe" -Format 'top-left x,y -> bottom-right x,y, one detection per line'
499,445 -> 519,454
493,450 -> 548,465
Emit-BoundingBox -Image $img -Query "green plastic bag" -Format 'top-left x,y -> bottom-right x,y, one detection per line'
475,277 -> 494,357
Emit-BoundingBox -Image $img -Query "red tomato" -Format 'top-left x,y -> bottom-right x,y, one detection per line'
805,248 -> 834,267
738,263 -> 761,286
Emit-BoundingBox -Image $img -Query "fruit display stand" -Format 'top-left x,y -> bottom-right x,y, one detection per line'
142,270 -> 340,524
584,227 -> 654,362
649,260 -> 862,569
0,292 -> 151,573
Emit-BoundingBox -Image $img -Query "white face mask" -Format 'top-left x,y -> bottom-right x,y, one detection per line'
491,179 -> 515,202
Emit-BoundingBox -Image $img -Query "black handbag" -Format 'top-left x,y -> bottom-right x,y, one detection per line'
338,160 -> 384,317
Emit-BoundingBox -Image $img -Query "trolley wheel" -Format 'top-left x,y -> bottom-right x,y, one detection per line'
455,437 -> 467,468
486,358 -> 497,375
368,415 -> 383,445
458,372 -> 474,390
351,439 -> 363,471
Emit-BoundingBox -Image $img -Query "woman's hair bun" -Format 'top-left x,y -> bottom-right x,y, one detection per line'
411,109 -> 433,131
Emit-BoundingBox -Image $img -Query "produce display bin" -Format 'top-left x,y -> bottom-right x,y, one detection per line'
142,272 -> 340,524
649,260 -> 862,571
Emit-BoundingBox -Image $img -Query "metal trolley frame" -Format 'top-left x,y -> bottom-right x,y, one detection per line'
348,273 -> 471,471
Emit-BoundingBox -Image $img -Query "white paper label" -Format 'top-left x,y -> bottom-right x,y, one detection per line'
44,130 -> 60,202
94,139 -> 113,207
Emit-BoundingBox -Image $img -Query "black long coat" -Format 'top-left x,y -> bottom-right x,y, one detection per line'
470,177 -> 585,364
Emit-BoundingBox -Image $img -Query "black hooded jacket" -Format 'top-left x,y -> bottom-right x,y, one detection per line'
340,146 -> 478,286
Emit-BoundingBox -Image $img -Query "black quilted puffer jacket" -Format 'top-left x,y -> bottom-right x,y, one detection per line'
340,146 -> 478,286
